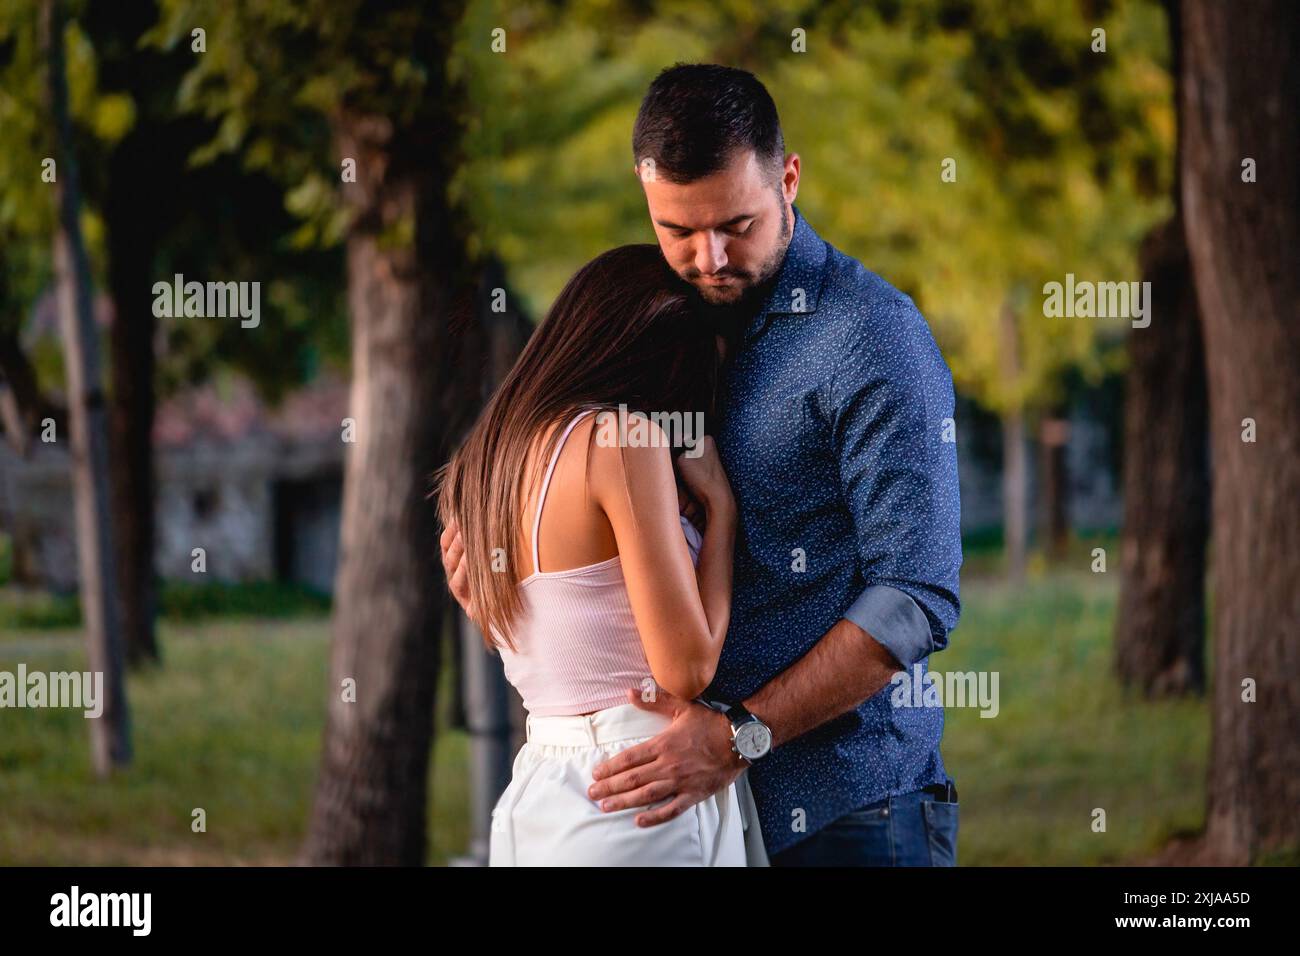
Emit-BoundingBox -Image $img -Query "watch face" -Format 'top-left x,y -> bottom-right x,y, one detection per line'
735,721 -> 772,760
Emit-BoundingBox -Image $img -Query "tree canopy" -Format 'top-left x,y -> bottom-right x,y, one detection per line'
453,0 -> 1173,416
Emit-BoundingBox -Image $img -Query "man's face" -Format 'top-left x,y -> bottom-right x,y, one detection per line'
638,149 -> 800,306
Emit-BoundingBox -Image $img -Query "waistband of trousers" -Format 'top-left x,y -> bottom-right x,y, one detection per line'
525,702 -> 672,747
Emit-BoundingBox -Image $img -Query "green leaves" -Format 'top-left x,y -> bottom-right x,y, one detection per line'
0,2 -> 113,341
453,0 -> 1173,415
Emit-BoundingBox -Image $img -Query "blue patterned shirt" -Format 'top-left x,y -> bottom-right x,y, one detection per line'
708,205 -> 962,855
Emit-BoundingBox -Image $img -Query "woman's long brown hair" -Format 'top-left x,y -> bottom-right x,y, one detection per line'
436,245 -> 720,650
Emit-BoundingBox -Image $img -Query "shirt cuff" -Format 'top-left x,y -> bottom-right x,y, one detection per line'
844,584 -> 934,668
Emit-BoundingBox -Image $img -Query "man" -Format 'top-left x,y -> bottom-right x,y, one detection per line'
444,63 -> 962,866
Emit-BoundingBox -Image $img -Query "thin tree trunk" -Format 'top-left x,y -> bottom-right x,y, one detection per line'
43,0 -> 131,774
301,15 -> 480,861
101,0 -> 164,668
1181,0 -> 1299,863
1038,411 -> 1070,561
1002,411 -> 1027,579
106,126 -> 160,668
1000,305 -> 1027,580
1114,213 -> 1207,696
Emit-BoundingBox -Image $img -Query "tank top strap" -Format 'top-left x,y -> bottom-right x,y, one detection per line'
532,407 -> 601,575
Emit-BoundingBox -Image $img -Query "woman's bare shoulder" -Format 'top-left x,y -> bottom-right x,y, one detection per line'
587,410 -> 676,493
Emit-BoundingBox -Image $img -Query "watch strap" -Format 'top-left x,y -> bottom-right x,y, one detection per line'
696,697 -> 769,761
695,696 -> 751,728
721,701 -> 755,728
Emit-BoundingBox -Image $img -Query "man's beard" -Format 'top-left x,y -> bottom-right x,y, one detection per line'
690,265 -> 783,357
685,198 -> 791,347
680,197 -> 791,308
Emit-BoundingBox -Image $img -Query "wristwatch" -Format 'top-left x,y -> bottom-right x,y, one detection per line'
696,698 -> 773,764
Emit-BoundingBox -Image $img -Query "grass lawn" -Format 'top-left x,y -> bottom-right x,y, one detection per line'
0,613 -> 469,866
938,571 -> 1208,864
0,563 -> 1208,866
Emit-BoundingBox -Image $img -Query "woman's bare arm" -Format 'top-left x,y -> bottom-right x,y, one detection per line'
675,440 -> 735,651
591,419 -> 734,700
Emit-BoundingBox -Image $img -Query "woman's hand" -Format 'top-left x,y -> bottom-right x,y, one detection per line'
675,436 -> 735,520
678,484 -> 705,535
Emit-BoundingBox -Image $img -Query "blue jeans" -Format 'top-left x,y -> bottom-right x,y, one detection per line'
769,784 -> 960,866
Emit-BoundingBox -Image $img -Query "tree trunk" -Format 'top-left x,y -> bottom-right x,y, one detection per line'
1181,0 -> 1300,864
100,0 -> 165,668
43,0 -> 131,775
1000,305 -> 1027,579
301,26 -> 481,862
106,123 -> 161,668
1002,411 -> 1027,579
1037,411 -> 1071,562
1114,214 -> 1208,696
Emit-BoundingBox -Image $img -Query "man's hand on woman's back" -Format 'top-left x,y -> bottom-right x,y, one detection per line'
439,522 -> 476,619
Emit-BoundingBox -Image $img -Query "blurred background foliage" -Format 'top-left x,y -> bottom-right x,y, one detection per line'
2,0 -> 1173,420
453,0 -> 1173,417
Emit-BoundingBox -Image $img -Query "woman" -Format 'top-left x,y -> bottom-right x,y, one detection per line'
437,244 -> 762,866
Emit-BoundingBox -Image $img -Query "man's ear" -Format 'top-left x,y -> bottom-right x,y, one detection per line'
783,153 -> 801,204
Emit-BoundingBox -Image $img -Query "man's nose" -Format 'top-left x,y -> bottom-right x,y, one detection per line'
693,233 -> 728,275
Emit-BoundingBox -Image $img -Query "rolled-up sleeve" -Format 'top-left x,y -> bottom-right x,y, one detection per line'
830,296 -> 962,667
844,584 -> 936,669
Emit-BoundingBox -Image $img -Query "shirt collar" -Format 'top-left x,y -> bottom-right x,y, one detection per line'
759,204 -> 829,317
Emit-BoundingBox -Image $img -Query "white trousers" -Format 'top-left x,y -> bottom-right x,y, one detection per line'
489,702 -> 768,867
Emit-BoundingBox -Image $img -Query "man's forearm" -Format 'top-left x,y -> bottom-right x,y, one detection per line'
742,618 -> 902,749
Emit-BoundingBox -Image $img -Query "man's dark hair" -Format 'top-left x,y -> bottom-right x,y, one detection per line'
632,64 -> 785,184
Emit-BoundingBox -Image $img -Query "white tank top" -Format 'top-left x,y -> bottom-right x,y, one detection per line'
493,408 -> 702,716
